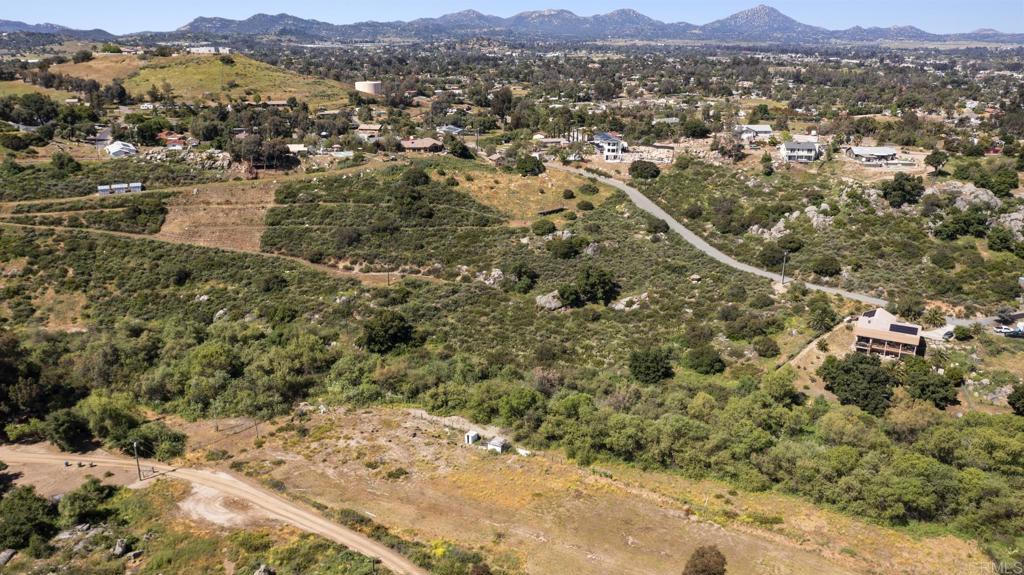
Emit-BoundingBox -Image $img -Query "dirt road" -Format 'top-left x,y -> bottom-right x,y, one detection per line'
0,446 -> 427,575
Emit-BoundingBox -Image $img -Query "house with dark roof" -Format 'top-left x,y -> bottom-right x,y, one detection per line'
852,308 -> 923,359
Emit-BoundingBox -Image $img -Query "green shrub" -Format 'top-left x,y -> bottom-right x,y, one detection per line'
752,336 -> 781,358
811,255 -> 842,277
531,219 -> 556,236
359,310 -> 416,354
629,160 -> 661,180
629,348 -> 674,384
686,345 -> 725,375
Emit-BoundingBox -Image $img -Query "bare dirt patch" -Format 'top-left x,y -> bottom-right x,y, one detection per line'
157,180 -> 276,252
0,443 -> 141,498
18,140 -> 107,164
178,481 -> 272,528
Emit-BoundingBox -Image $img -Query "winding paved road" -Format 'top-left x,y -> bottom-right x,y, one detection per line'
550,163 -> 890,307
550,164 -> 1011,327
0,446 -> 428,575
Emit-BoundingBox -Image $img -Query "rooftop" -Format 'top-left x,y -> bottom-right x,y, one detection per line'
853,308 -> 922,346
850,146 -> 898,156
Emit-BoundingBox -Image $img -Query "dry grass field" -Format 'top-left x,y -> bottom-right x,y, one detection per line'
122,54 -> 350,107
50,54 -> 144,85
174,407 -> 987,575
0,80 -> 75,101
436,164 -> 616,224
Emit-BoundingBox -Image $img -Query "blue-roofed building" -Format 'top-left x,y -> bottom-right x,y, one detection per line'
591,132 -> 625,162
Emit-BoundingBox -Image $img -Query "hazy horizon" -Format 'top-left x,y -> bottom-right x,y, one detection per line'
4,1 -> 1022,36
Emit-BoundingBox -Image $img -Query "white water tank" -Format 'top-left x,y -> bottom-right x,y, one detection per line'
354,81 -> 383,96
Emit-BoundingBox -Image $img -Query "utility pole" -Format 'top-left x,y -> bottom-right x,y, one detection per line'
780,251 -> 790,286
132,441 -> 142,481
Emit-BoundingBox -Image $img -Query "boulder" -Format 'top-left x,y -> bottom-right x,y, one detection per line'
544,229 -> 574,241
254,564 -> 277,575
924,181 -> 1002,211
610,292 -> 649,311
474,268 -> 505,287
112,538 -> 129,558
535,291 -> 564,311
748,218 -> 787,239
0,550 -> 15,566
803,204 -> 834,230
995,209 -> 1024,241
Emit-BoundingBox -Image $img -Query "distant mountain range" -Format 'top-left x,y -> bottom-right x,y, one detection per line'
0,19 -> 115,40
3,5 -> 1022,44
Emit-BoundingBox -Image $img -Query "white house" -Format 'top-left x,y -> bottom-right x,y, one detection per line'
436,124 -> 465,138
104,141 -> 138,158
846,146 -> 898,163
734,124 -> 774,142
187,46 -> 231,55
779,141 -> 821,163
591,132 -> 625,162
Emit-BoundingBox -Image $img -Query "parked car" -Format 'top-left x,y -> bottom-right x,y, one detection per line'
942,331 -> 955,341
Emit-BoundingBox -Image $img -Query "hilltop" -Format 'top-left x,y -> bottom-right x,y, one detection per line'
121,54 -> 349,106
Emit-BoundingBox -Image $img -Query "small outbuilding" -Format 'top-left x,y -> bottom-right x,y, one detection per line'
487,437 -> 509,453
464,431 -> 481,445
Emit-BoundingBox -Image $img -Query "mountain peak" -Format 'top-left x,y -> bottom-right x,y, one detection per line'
170,7 -> 1021,44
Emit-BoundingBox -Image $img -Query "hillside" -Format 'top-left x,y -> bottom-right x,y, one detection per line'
0,80 -> 75,101
122,54 -> 350,107
50,53 -> 144,85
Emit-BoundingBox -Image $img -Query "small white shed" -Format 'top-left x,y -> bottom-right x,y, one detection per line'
464,431 -> 481,445
487,437 -> 509,453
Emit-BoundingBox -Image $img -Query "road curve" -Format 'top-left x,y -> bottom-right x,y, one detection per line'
0,446 -> 428,575
549,163 -> 890,307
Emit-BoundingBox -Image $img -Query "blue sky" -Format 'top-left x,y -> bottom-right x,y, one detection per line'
8,1 -> 1023,35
